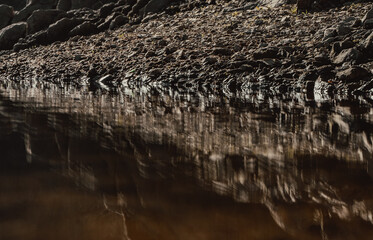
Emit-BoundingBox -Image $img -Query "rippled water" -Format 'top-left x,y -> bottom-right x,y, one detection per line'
1,81 -> 373,240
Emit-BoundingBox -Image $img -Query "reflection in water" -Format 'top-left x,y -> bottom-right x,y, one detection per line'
1,80 -> 373,239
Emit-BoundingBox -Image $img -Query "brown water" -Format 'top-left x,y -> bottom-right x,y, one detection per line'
1,81 -> 373,240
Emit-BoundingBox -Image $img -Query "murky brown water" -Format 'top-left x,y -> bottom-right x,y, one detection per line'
1,81 -> 373,240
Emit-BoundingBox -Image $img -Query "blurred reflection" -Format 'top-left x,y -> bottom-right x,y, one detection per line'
1,80 -> 373,240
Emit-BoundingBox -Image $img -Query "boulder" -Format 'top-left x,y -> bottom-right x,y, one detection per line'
336,66 -> 371,83
142,0 -> 170,15
71,0 -> 102,9
47,17 -> 83,42
0,0 -> 26,11
27,9 -> 66,34
56,0 -> 71,11
0,22 -> 27,50
332,48 -> 362,65
364,19 -> 373,29
109,15 -> 128,30
361,31 -> 373,58
97,12 -> 120,31
99,3 -> 116,18
12,0 -> 58,23
69,21 -> 97,37
362,8 -> 373,23
0,5 -> 14,30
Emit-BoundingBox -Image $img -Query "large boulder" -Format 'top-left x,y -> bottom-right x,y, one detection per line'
0,22 -> 27,50
361,31 -> 373,58
71,0 -> 102,9
362,8 -> 373,23
0,0 -> 26,11
0,5 -> 14,30
56,0 -> 71,11
142,0 -> 170,15
47,17 -> 83,42
12,0 -> 58,23
69,21 -> 97,37
27,9 -> 66,34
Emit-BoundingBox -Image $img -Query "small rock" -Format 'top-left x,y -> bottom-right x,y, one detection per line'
149,68 -> 162,79
13,42 -> 28,52
253,47 -> 279,59
323,28 -> 337,39
336,66 -> 371,83
203,57 -> 218,65
212,47 -> 233,56
336,25 -> 351,35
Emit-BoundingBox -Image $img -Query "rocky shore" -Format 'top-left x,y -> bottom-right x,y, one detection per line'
0,0 -> 372,97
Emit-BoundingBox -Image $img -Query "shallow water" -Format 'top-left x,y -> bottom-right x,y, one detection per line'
1,81 -> 373,240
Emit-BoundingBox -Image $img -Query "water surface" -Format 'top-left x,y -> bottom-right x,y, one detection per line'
1,81 -> 373,240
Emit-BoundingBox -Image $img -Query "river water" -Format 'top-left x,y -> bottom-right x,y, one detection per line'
1,80 -> 373,240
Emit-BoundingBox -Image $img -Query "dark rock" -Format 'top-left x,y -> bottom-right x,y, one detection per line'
12,0 -> 58,23
340,39 -> 354,49
323,28 -> 337,40
253,47 -> 279,59
0,4 -> 14,30
56,0 -> 71,11
203,57 -> 218,65
332,48 -> 362,65
362,8 -> 373,23
69,21 -> 97,37
313,54 -> 330,67
299,70 -> 318,81
97,12 -> 119,31
27,9 -> 66,34
364,19 -> 373,29
317,65 -> 335,81
29,30 -> 48,45
142,0 -> 171,15
239,64 -> 253,72
361,31 -> 373,57
305,80 -> 315,94
0,22 -> 27,50
47,17 -> 83,42
356,79 -> 373,93
71,0 -> 101,9
13,42 -> 28,51
99,3 -> 116,18
0,0 -> 26,11
352,19 -> 362,27
212,47 -> 233,56
336,25 -> 351,36
330,42 -> 341,57
109,15 -> 128,30
336,66 -> 371,83
149,68 -> 162,79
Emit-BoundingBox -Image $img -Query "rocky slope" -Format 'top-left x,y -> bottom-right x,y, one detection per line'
0,0 -> 372,97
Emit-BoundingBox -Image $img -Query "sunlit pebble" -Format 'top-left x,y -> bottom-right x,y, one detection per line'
209,153 -> 224,162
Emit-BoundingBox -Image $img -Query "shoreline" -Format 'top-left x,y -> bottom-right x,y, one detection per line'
0,1 -> 372,98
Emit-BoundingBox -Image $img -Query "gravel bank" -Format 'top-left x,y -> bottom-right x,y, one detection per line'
0,1 -> 372,97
